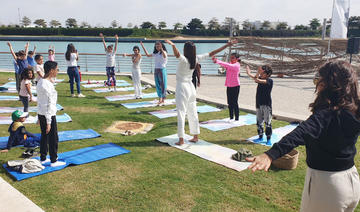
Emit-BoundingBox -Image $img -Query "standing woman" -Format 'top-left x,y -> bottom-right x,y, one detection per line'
246,61 -> 360,212
65,44 -> 85,97
124,46 -> 143,99
37,61 -> 66,167
140,41 -> 168,106
164,39 -> 238,145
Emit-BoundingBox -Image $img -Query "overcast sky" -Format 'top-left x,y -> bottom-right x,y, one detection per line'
0,0 -> 359,28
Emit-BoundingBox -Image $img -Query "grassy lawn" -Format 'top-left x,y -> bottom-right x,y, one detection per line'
0,72 -> 359,212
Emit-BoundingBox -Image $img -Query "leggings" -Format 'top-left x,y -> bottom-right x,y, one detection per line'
154,68 -> 167,98
67,66 -> 81,94
19,95 -> 29,112
38,115 -> 59,163
106,67 -> 116,86
226,86 -> 240,120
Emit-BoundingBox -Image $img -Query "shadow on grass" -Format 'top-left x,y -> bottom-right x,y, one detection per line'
116,139 -> 166,147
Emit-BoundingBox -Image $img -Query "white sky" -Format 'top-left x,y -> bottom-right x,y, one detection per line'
0,0 -> 359,28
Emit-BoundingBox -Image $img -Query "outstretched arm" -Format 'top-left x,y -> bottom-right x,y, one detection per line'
33,45 -> 37,55
100,33 -> 107,51
246,65 -> 256,79
140,41 -> 151,57
209,39 -> 238,57
24,42 -> 29,58
212,56 -> 239,69
165,40 -> 180,58
114,34 -> 119,53
7,42 -> 17,60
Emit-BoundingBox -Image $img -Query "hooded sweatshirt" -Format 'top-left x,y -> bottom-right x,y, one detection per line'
266,109 -> 360,171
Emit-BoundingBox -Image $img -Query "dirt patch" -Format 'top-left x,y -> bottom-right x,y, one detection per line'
105,121 -> 153,135
115,122 -> 143,131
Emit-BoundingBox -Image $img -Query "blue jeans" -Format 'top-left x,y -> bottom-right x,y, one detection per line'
67,66 -> 81,94
106,67 -> 116,86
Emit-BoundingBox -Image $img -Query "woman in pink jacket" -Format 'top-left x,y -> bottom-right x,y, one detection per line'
212,53 -> 241,121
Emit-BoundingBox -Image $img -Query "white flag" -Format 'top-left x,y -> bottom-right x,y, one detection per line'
330,0 -> 350,39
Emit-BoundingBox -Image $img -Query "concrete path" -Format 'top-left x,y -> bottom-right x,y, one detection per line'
0,177 -> 44,212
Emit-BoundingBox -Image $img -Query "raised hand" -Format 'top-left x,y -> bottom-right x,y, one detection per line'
164,40 -> 174,45
115,34 -> 118,40
7,42 -> 11,47
99,33 -> 104,37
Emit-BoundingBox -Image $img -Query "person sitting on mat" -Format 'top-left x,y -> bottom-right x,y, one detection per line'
246,65 -> 273,144
0,110 -> 40,153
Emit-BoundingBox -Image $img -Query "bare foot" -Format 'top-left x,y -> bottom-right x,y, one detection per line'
175,138 -> 184,145
189,135 -> 199,143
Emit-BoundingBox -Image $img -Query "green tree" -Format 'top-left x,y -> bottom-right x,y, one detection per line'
348,16 -> 360,29
66,18 -> 78,28
127,23 -> 133,28
309,18 -> 321,30
33,19 -> 47,28
111,20 -> 118,28
173,22 -> 183,31
261,20 -> 270,30
222,17 -> 238,31
276,22 -> 288,30
21,16 -> 31,27
207,17 -> 220,30
242,20 -> 252,30
140,21 -> 156,29
294,24 -> 309,30
80,21 -> 91,28
187,18 -> 204,31
158,21 -> 167,29
49,20 -> 61,28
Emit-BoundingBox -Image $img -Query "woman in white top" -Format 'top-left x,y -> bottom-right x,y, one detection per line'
124,45 -> 142,98
100,33 -> 118,91
140,41 -> 168,105
164,39 -> 239,145
65,44 -> 85,97
36,61 -> 66,167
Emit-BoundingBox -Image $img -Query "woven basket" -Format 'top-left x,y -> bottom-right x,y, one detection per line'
272,149 -> 299,170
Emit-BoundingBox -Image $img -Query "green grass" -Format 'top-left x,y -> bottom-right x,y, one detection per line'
0,72 -> 359,212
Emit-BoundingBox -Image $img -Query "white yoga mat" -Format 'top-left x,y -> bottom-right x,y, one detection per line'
150,105 -> 221,119
157,134 -> 251,172
247,124 -> 298,146
0,87 -> 36,94
0,113 -> 72,125
200,114 -> 257,132
121,99 -> 175,109
82,82 -> 131,88
81,80 -> 126,84
0,96 -> 37,101
105,92 -> 158,102
0,104 -> 63,113
93,86 -> 145,93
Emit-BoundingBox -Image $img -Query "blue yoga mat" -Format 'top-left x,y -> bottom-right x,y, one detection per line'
3,143 -> 130,181
247,124 -> 298,146
0,96 -> 19,101
0,129 -> 101,149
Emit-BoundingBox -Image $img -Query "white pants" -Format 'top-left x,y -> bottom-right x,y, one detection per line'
176,81 -> 200,138
300,166 -> 360,212
132,68 -> 142,98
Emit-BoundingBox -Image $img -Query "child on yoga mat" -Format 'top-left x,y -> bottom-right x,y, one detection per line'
0,110 -> 40,153
212,51 -> 241,122
19,67 -> 35,112
246,65 -> 273,143
246,61 -> 360,211
140,40 -> 168,106
123,46 -> 143,99
164,39 -> 238,145
37,61 -> 66,167
100,33 -> 118,92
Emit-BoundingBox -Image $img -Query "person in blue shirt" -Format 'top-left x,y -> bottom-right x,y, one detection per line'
8,42 -> 30,93
27,45 -> 37,67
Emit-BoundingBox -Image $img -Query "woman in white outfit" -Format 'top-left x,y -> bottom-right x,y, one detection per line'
165,39 -> 238,145
124,46 -> 142,99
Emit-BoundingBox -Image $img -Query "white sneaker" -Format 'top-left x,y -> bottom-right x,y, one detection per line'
71,94 -> 76,97
50,160 -> 66,167
40,158 -> 50,164
228,119 -> 235,123
78,93 -> 85,98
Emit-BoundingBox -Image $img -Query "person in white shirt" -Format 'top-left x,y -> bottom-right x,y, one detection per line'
19,68 -> 34,112
34,54 -> 44,84
124,46 -> 142,99
65,43 -> 85,97
140,41 -> 168,106
100,33 -> 118,91
37,61 -> 66,167
164,39 -> 238,145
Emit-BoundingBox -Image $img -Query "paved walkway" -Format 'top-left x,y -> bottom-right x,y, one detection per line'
0,177 -> 44,212
141,73 -> 316,122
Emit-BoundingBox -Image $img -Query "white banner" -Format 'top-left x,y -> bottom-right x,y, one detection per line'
330,0 -> 351,39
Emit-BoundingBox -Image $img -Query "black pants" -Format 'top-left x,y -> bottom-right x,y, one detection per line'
19,95 -> 29,112
38,115 -> 58,163
227,86 -> 240,120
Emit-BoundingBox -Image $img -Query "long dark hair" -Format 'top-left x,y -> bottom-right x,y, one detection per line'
65,44 -> 76,61
310,60 -> 360,118
153,41 -> 167,54
230,52 -> 241,63
21,68 -> 34,80
184,41 -> 196,69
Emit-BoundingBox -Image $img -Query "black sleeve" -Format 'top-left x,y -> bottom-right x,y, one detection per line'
265,110 -> 331,160
6,138 -> 13,150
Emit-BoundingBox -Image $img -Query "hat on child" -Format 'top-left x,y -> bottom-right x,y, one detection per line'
11,110 -> 29,121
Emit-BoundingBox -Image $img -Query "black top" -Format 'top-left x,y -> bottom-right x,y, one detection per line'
266,109 -> 360,172
256,78 -> 273,108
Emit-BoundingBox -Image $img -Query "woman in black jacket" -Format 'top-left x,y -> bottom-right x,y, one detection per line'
246,61 -> 360,212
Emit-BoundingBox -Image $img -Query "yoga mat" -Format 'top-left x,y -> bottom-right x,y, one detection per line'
0,104 -> 63,113
0,82 -> 16,89
3,143 -> 130,181
0,113 -> 72,125
200,114 -> 257,132
247,124 -> 298,146
82,82 -> 131,88
0,129 -> 101,149
81,80 -> 126,84
122,99 -> 176,109
0,87 -> 36,94
93,86 -> 145,93
105,92 -> 158,102
0,96 -> 21,101
157,134 -> 250,172
150,105 -> 221,119
54,79 -> 64,83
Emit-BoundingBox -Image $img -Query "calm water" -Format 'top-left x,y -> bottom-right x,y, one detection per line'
0,41 -> 227,74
